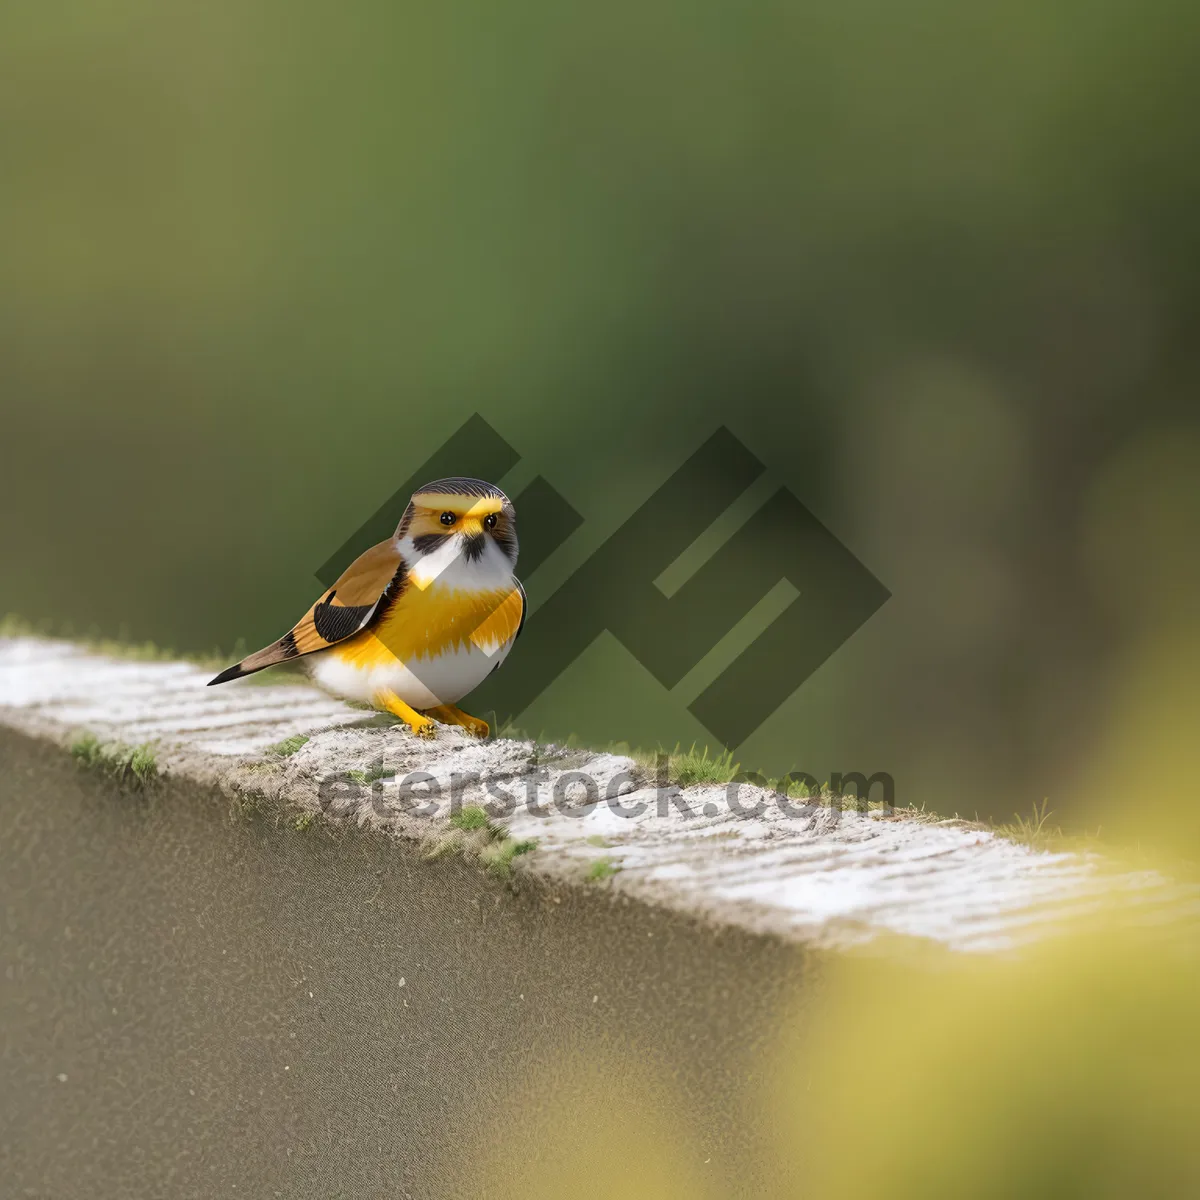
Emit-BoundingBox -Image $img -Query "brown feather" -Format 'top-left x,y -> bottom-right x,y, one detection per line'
208,539 -> 406,685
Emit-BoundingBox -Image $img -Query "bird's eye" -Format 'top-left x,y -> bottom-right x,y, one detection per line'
440,511 -> 456,527
483,513 -> 498,530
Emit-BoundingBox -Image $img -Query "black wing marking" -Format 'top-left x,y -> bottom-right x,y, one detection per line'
312,590 -> 376,642
513,578 -> 527,642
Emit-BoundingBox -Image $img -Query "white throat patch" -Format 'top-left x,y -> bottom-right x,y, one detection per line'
399,534 -> 514,592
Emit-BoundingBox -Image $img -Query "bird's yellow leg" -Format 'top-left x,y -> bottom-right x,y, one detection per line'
426,705 -> 490,738
373,688 -> 437,737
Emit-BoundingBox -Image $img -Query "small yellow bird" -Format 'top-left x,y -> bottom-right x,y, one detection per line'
209,477 -> 525,737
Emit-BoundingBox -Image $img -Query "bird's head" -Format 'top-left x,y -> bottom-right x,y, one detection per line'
396,477 -> 518,579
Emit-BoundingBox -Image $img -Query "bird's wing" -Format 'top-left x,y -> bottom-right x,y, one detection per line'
488,578 -> 526,675
513,578 -> 527,642
208,539 -> 406,684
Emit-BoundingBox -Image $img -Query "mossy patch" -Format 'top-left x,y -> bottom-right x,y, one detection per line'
449,805 -> 492,832
674,744 -> 740,787
480,837 -> 537,879
267,734 -> 309,758
227,782 -> 332,842
345,762 -> 394,786
428,806 -> 537,879
586,857 -> 619,882
70,732 -> 159,789
537,736 -> 744,790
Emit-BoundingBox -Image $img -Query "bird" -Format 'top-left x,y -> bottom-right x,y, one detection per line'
208,477 -> 525,738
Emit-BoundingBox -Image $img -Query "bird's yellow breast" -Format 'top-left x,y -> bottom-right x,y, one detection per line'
330,582 -> 523,668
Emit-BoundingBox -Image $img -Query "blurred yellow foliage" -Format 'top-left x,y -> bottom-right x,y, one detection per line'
460,919 -> 1199,1197
1081,425 -> 1200,857
771,924 -> 1200,1197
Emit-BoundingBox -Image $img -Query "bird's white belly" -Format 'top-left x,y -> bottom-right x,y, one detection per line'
308,639 -> 513,709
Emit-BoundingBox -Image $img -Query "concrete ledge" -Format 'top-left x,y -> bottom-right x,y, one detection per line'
1,635 -> 1191,954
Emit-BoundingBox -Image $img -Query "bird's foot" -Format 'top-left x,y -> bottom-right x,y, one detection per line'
427,705 -> 490,739
373,689 -> 437,738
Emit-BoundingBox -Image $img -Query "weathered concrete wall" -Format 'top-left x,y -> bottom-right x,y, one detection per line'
3,636 -> 1175,953
2,636 -> 1194,1197
1,729 -> 807,1198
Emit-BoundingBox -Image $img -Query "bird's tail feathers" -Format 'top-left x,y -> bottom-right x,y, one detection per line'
207,636 -> 298,686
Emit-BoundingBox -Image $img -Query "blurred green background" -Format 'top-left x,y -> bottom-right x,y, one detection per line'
3,0 -> 1198,828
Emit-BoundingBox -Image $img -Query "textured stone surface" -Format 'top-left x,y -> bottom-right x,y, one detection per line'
0,726 -> 805,1199
2,635 -> 1193,953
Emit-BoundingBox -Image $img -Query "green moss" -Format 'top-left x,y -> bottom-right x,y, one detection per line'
586,857 -> 619,882
585,834 -> 610,847
449,805 -> 492,832
343,762 -> 395,786
994,799 -> 1062,853
267,734 -> 310,758
229,789 -> 269,821
127,745 -> 158,786
70,732 -> 159,789
347,762 -> 394,785
481,837 -> 537,879
69,731 -> 103,768
292,811 -> 316,833
560,738 -> 743,789
425,805 -> 537,880
673,744 -> 740,787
